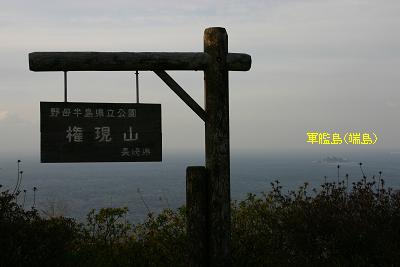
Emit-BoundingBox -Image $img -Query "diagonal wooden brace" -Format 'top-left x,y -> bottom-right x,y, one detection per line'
154,70 -> 206,122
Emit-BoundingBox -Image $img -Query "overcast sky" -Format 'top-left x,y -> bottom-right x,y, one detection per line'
1,0 -> 399,158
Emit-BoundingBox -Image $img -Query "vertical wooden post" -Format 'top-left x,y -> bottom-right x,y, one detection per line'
204,27 -> 231,266
186,166 -> 208,267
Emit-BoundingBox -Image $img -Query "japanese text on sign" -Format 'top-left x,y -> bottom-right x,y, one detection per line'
40,102 -> 161,163
306,132 -> 378,145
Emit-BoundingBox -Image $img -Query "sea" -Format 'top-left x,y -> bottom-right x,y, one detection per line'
0,150 -> 399,223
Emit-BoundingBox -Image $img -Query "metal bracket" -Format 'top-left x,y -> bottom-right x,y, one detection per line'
135,70 -> 139,103
64,71 -> 68,102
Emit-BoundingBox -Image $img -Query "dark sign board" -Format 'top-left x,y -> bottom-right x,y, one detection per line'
40,102 -> 161,163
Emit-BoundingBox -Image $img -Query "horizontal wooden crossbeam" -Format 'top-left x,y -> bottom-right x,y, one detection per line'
29,52 -> 251,72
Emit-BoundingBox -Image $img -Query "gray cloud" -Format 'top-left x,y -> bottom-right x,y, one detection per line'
0,0 -> 399,155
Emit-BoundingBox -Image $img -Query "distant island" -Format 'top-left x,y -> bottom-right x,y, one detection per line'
317,156 -> 349,164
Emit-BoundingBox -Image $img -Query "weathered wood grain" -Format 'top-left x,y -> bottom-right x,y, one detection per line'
29,52 -> 251,71
204,27 -> 232,266
186,166 -> 208,267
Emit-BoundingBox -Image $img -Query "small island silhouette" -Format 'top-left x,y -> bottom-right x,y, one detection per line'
317,156 -> 349,164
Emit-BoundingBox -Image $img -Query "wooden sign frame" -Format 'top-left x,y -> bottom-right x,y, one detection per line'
29,27 -> 251,267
